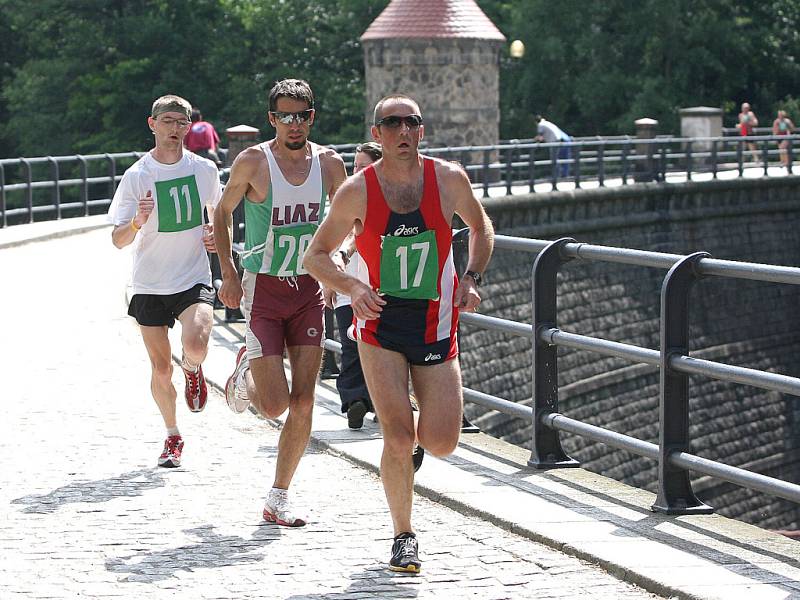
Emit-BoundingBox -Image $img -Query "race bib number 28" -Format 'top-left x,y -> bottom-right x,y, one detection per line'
155,175 -> 202,232
379,230 -> 439,300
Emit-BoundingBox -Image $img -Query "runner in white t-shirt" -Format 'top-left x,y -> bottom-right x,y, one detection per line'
108,94 -> 222,469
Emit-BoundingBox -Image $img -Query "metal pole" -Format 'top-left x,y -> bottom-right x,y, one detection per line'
0,163 -> 6,228
505,146 -> 514,196
77,155 -> 89,216
21,158 -> 33,223
49,157 -> 61,220
762,139 -> 769,175
573,143 -> 581,189
737,140 -> 744,177
598,144 -> 605,187
686,140 -> 693,181
652,251 -> 714,515
711,140 -> 718,179
529,238 -> 579,469
482,149 -> 490,199
528,146 -> 536,193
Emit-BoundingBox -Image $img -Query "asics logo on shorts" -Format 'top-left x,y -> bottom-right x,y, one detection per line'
424,353 -> 442,362
394,224 -> 419,236
307,327 -> 318,338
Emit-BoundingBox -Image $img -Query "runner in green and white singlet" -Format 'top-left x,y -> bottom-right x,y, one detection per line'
214,79 -> 347,528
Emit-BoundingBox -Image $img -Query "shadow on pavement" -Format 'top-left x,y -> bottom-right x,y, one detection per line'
11,468 -> 167,514
105,524 -> 279,583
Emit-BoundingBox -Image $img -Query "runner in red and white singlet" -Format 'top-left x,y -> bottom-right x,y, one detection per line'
353,158 -> 459,365
305,94 -> 494,574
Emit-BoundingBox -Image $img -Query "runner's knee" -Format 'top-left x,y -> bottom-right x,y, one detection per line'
382,426 -> 416,456
150,360 -> 173,382
419,430 -> 458,458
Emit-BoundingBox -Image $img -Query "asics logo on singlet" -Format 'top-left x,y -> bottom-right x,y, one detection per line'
424,353 -> 442,362
394,224 -> 419,236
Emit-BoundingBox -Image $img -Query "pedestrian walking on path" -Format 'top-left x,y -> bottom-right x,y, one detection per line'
107,94 -> 222,469
214,78 -> 347,528
305,93 -> 495,573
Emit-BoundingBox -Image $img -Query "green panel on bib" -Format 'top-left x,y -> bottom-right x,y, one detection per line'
379,230 -> 439,300
269,222 -> 319,276
155,175 -> 202,232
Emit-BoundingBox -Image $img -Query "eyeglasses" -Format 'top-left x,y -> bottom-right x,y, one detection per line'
271,110 -> 314,125
157,117 -> 191,128
375,115 -> 423,129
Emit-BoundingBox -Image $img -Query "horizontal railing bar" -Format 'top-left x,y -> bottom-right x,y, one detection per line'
543,413 -> 660,460
696,258 -> 800,285
542,328 -> 660,365
4,199 -> 111,217
670,354 -> 800,397
2,175 -> 122,193
670,450 -> 800,504
459,312 -> 533,337
463,388 -> 533,420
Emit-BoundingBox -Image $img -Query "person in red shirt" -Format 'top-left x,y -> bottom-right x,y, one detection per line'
737,102 -> 760,163
184,108 -> 222,166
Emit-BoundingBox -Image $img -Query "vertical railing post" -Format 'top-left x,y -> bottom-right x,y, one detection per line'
597,143 -> 605,187
686,140 -> 693,181
105,153 -> 116,203
550,145 -> 558,191
789,138 -> 794,175
21,158 -> 33,223
621,142 -> 629,185
528,237 -> 580,469
0,163 -> 7,228
505,146 -> 514,196
737,140 -> 744,177
482,149 -> 490,199
573,143 -> 581,189
652,251 -> 714,515
77,155 -> 89,216
528,146 -> 536,193
762,138 -> 770,175
711,140 -> 718,179
49,157 -> 61,220
659,141 -> 667,182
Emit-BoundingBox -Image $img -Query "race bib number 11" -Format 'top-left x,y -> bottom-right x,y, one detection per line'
379,230 -> 439,300
155,175 -> 202,232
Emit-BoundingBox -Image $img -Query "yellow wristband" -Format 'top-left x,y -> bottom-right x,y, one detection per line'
130,220 -> 141,232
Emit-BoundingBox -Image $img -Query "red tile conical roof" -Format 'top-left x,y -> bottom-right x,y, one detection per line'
361,0 -> 506,41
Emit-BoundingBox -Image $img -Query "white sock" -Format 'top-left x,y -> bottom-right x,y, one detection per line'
167,426 -> 180,437
181,354 -> 199,373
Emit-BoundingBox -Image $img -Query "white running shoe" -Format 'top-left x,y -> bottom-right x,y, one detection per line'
225,346 -> 251,414
262,488 -> 307,527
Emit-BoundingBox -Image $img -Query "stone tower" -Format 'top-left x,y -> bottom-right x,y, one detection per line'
361,0 -> 506,148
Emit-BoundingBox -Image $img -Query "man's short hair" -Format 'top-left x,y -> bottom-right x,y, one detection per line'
151,95 -> 192,119
269,79 -> 314,112
191,108 -> 202,122
355,141 -> 382,162
373,94 -> 420,125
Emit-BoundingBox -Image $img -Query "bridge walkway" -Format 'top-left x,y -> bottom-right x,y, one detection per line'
1,218 -> 798,599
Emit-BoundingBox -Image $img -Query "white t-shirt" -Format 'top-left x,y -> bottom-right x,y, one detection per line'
333,252 -> 362,309
107,152 -> 222,295
537,119 -> 570,143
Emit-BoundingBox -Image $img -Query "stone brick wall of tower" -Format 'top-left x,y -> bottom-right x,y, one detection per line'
457,176 -> 800,530
362,38 -> 503,147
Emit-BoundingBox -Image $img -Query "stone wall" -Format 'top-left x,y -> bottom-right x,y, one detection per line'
461,176 -> 800,529
362,38 -> 503,147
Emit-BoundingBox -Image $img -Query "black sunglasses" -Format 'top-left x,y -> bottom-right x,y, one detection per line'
375,114 -> 423,129
270,109 -> 314,125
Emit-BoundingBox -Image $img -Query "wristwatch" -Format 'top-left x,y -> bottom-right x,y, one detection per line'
463,270 -> 482,286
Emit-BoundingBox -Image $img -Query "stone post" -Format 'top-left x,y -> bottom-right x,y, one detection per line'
634,118 -> 658,182
225,125 -> 260,166
679,106 -> 723,165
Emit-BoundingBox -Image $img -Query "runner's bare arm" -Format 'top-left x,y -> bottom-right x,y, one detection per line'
213,149 -> 261,309
445,165 -> 494,311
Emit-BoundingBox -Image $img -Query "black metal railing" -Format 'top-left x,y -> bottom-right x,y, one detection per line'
324,232 -> 800,515
2,135 -> 798,227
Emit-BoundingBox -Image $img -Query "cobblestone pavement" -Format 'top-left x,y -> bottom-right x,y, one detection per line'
0,230 -> 664,599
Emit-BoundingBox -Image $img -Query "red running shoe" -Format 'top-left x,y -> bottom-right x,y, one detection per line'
183,365 -> 207,413
158,435 -> 184,468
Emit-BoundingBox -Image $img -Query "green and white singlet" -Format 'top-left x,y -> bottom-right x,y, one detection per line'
240,142 -> 327,276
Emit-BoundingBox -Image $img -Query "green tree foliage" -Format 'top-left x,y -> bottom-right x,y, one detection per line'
0,0 -> 386,157
2,0 -> 800,157
485,0 -> 800,137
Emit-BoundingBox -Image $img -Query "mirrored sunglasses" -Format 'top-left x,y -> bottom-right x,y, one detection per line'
271,110 -> 314,125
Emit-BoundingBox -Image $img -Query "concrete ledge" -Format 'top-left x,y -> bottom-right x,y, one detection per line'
0,215 -> 110,249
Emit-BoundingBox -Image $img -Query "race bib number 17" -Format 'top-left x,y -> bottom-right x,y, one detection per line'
155,175 -> 202,232
379,230 -> 439,300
